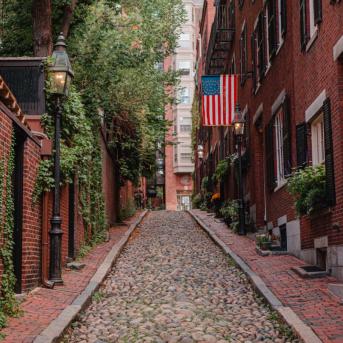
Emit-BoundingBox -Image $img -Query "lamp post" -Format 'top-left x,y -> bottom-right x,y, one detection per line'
197,144 -> 204,160
233,104 -> 246,236
48,33 -> 74,284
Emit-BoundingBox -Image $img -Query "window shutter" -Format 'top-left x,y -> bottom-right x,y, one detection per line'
267,0 -> 277,59
280,0 -> 287,37
282,96 -> 292,177
323,98 -> 336,207
258,12 -> 266,79
300,0 -> 307,51
251,32 -> 257,92
296,123 -> 308,168
266,119 -> 276,191
314,0 -> 322,25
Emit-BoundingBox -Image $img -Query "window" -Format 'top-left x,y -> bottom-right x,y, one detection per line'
266,0 -> 277,59
257,12 -> 266,80
180,117 -> 192,132
240,24 -> 247,85
278,0 -> 287,42
180,152 -> 192,163
179,88 -> 190,104
177,61 -> 192,76
275,109 -> 285,185
179,33 -> 192,49
311,113 -> 325,166
266,97 -> 292,190
300,0 -> 322,51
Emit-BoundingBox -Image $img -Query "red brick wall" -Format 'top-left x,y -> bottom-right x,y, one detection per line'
0,108 -> 13,286
0,108 -> 42,291
292,1 -> 343,248
100,132 -> 119,225
21,138 -> 42,290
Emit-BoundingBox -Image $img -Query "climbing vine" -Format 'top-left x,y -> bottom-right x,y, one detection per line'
34,81 -> 107,245
0,137 -> 20,329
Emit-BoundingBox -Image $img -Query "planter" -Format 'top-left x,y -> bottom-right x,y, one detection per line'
260,241 -> 272,251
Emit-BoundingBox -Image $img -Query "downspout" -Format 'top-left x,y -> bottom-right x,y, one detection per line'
42,188 -> 54,288
34,131 -> 54,289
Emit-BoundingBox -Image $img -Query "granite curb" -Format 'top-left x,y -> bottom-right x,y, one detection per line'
188,210 -> 322,343
33,210 -> 149,343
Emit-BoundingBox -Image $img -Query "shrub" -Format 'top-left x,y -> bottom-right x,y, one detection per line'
213,159 -> 230,183
220,199 -> 239,231
192,193 -> 202,209
287,165 -> 327,216
119,198 -> 136,221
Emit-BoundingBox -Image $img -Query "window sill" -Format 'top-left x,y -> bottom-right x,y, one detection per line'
264,63 -> 272,77
274,179 -> 287,193
306,28 -> 319,53
276,40 -> 285,56
254,83 -> 261,95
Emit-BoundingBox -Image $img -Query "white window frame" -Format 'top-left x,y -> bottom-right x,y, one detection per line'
179,87 -> 190,104
277,0 -> 284,48
309,0 -> 317,38
177,60 -> 192,76
311,113 -> 325,166
275,109 -> 286,187
179,33 -> 191,49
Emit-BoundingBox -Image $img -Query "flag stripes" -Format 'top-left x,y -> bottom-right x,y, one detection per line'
201,75 -> 238,126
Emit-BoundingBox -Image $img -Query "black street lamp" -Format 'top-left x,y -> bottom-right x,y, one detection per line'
233,104 -> 246,236
48,33 -> 74,284
197,144 -> 204,160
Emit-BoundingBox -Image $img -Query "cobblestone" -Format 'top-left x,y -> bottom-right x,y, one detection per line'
64,211 -> 296,343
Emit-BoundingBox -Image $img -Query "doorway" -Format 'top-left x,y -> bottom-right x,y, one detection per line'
12,125 -> 25,293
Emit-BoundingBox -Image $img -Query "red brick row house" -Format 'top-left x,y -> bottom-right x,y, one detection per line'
194,0 -> 343,279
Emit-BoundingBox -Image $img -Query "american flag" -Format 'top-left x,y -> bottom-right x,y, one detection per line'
201,75 -> 238,126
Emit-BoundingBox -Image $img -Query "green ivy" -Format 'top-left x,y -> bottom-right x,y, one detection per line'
35,82 -> 107,246
0,137 -> 20,330
287,165 -> 327,216
213,159 -> 230,184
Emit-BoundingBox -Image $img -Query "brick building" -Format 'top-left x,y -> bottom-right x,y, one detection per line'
194,0 -> 343,279
164,0 -> 203,210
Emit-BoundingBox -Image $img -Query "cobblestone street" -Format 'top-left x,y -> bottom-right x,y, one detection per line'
64,211 -> 295,343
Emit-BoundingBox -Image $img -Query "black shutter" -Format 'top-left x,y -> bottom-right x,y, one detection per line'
296,123 -> 308,168
314,0 -> 322,25
268,0 -> 277,59
282,96 -> 292,177
240,25 -> 247,85
266,119 -> 276,191
323,98 -> 336,206
300,0 -> 307,51
258,12 -> 266,79
251,32 -> 257,92
280,0 -> 287,37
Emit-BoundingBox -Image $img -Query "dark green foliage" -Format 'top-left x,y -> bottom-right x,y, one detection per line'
287,165 -> 327,216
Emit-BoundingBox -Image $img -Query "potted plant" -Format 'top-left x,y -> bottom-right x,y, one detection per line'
219,199 -> 239,231
211,193 -> 221,216
256,234 -> 272,251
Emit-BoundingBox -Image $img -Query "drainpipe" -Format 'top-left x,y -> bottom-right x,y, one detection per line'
42,189 -> 54,289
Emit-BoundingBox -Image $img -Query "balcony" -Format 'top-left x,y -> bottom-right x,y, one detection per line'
206,0 -> 235,75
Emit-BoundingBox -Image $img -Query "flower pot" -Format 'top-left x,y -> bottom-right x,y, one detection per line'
260,242 -> 272,251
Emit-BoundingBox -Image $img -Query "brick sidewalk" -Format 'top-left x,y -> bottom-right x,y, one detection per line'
191,209 -> 343,343
0,212 -> 143,343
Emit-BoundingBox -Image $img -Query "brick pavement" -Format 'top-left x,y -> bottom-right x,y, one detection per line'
191,209 -> 343,343
0,212 -> 142,343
